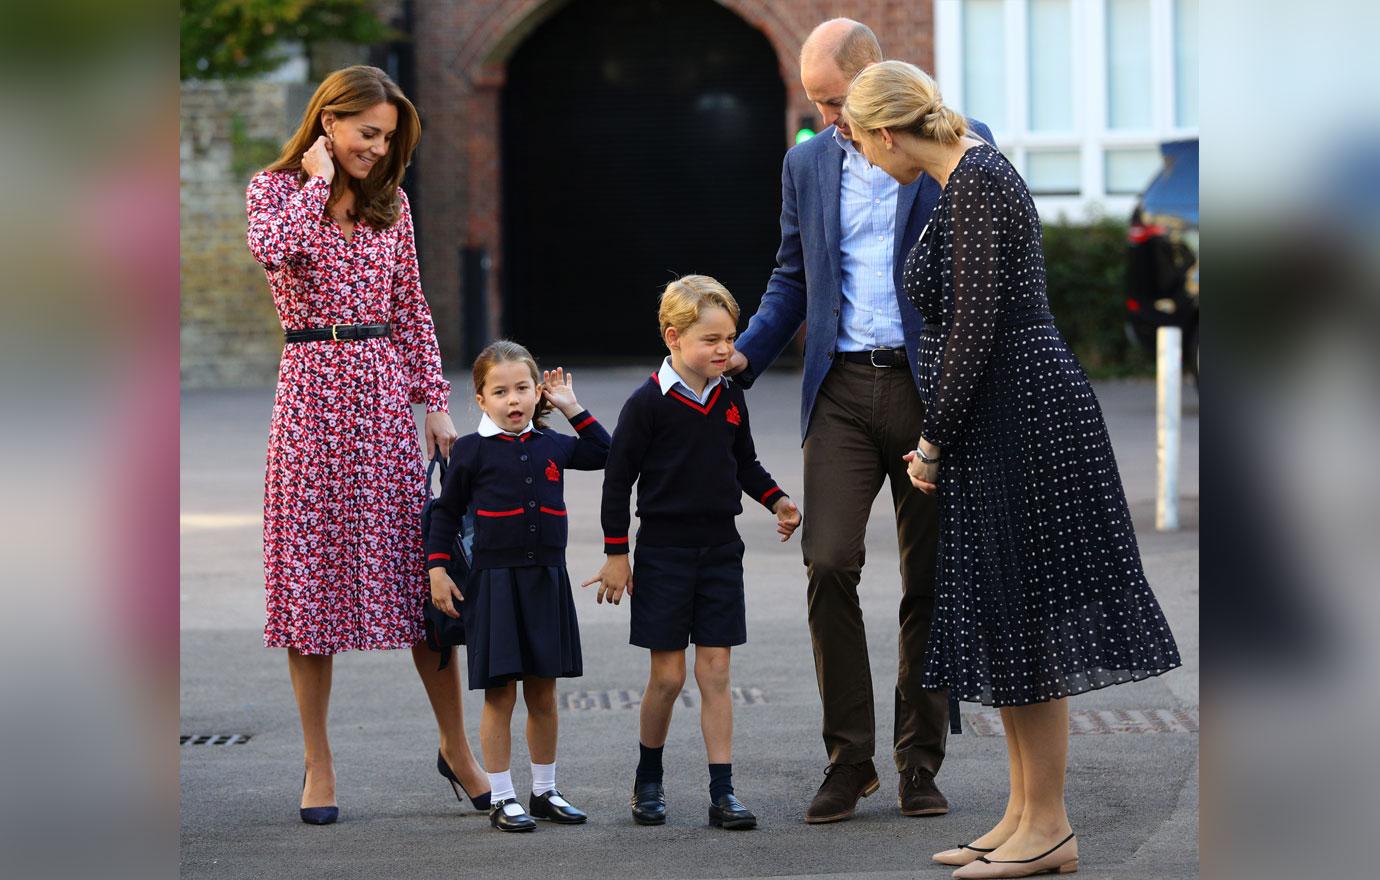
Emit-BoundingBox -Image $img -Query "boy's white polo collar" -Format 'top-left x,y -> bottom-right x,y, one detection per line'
477,412 -> 537,437
656,357 -> 723,405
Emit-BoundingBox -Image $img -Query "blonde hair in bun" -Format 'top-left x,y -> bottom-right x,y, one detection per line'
842,59 -> 967,146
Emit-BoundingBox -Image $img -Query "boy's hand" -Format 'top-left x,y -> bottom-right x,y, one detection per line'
582,555 -> 633,605
540,367 -> 583,418
773,496 -> 801,542
428,569 -> 464,619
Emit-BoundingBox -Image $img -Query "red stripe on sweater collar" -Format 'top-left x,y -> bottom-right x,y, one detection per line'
667,383 -> 723,415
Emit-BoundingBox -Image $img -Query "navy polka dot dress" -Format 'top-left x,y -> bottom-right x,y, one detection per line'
905,143 -> 1181,707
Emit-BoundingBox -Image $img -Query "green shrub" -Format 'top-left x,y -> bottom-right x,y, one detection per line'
1041,218 -> 1152,378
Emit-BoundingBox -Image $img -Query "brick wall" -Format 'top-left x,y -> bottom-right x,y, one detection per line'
179,1 -> 934,386
180,80 -> 310,387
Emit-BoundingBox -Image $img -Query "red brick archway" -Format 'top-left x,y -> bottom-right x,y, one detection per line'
411,1 -> 934,363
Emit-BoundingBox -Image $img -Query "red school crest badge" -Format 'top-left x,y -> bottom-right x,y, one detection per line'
725,403 -> 741,426
545,459 -> 561,482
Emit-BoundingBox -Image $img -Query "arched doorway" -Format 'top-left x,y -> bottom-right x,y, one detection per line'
502,0 -> 787,360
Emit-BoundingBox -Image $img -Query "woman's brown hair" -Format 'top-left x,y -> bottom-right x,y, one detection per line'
266,65 -> 420,230
472,340 -> 552,430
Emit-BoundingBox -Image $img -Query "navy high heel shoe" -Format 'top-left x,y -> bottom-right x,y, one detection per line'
299,771 -> 338,825
437,750 -> 491,811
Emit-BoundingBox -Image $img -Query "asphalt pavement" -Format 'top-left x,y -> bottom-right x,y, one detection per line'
180,367 -> 1198,879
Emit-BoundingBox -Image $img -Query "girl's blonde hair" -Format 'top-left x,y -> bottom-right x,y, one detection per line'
471,339 -> 551,429
841,59 -> 967,146
658,275 -> 740,337
265,65 -> 420,230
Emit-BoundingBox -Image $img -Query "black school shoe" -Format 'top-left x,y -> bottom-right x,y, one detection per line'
489,798 -> 537,832
708,793 -> 757,830
630,782 -> 667,825
528,789 -> 587,824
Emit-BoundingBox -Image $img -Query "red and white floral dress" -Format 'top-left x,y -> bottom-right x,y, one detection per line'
247,170 -> 449,655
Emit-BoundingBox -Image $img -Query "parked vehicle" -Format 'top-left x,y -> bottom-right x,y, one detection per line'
1125,138 -> 1198,379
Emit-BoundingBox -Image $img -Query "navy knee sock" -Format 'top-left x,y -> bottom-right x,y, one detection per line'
709,763 -> 733,802
635,743 -> 664,786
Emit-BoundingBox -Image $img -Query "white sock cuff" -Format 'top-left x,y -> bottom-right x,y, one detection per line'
488,769 -> 516,802
531,761 -> 557,796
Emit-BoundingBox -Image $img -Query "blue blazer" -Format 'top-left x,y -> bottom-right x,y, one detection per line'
735,120 -> 995,442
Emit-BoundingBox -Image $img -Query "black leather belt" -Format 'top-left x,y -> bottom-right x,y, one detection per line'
284,323 -> 391,343
837,348 -> 907,368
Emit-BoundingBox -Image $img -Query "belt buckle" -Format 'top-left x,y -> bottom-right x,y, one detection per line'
870,348 -> 888,368
331,323 -> 345,341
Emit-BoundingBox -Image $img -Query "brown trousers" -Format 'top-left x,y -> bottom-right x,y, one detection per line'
801,361 -> 948,774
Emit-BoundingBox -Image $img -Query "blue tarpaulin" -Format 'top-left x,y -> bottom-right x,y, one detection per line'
1143,139 -> 1198,226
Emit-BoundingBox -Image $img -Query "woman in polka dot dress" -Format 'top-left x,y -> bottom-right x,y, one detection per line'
844,62 -> 1181,877
247,66 -> 490,824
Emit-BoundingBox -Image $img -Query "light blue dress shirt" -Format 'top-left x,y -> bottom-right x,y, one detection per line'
656,356 -> 722,405
834,127 -> 906,352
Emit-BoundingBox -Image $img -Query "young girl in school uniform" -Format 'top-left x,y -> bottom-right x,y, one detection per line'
425,340 -> 610,832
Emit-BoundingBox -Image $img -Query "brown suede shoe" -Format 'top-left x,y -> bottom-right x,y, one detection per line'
898,767 -> 949,816
805,759 -> 880,824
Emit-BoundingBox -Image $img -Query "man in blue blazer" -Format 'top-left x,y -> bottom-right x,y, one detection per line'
728,19 -> 995,824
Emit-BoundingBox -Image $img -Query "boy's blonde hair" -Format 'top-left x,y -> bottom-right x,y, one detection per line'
658,275 -> 740,337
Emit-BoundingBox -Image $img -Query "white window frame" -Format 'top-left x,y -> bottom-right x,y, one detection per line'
935,0 -> 1198,221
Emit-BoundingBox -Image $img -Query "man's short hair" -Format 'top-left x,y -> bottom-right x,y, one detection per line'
832,21 -> 882,78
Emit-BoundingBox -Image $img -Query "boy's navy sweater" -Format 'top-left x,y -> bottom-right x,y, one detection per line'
426,409 -> 609,570
601,374 -> 786,553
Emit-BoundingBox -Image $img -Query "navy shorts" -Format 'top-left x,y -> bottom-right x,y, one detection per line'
629,539 -> 747,650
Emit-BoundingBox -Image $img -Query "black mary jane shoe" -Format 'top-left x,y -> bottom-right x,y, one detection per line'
489,798 -> 538,832
630,781 -> 667,826
528,789 -> 587,824
436,750 -> 491,811
708,793 -> 757,830
299,771 -> 338,826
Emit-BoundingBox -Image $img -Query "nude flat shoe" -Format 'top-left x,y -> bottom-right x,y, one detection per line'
951,833 -> 1078,878
933,844 -> 996,866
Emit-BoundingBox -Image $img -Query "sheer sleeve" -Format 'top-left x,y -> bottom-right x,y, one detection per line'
389,189 -> 451,413
920,166 -> 1009,449
245,172 -> 331,270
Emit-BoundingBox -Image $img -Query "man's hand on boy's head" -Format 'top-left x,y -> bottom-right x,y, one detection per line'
582,555 -> 633,605
540,367 -> 583,417
773,496 -> 802,542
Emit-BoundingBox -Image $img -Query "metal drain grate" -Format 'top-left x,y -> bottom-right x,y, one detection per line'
181,734 -> 252,746
559,687 -> 767,711
963,709 -> 1198,736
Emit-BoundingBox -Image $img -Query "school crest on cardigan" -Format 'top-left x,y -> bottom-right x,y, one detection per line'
545,459 -> 561,482
725,402 -> 742,426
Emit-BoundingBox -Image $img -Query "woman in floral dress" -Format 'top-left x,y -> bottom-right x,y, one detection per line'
247,66 -> 488,823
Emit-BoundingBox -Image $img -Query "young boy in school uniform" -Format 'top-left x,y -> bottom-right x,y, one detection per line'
584,275 -> 802,830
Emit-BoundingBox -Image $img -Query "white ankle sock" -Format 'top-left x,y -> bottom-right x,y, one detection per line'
531,762 -> 556,796
488,770 -> 516,803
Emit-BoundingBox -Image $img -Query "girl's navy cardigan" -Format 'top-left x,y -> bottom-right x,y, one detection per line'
425,409 -> 610,570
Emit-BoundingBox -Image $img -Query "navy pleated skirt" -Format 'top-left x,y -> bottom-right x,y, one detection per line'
462,565 -> 583,690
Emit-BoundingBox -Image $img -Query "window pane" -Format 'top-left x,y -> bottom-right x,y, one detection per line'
1105,147 -> 1162,194
1175,0 -> 1199,127
1106,0 -> 1152,130
1028,0 -> 1073,131
1027,149 -> 1081,195
963,0 -> 1006,126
